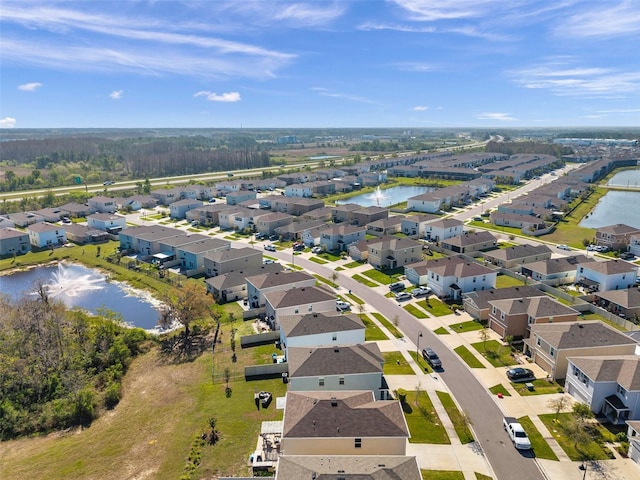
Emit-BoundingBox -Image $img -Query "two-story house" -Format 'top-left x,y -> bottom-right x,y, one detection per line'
596,223 -> 640,251
365,216 -> 405,237
264,285 -> 336,329
275,455 -> 421,480
27,222 -> 67,248
400,214 -> 439,238
88,196 -> 117,214
205,263 -> 282,303
423,218 -> 464,242
576,259 -> 638,292
462,285 -> 546,321
482,244 -> 552,269
366,237 -> 423,270
87,213 -> 127,233
440,231 -> 497,254
319,224 -> 366,253
255,212 -> 294,236
169,199 -> 203,219
0,227 -> 31,257
279,312 -> 365,355
246,271 -> 316,309
202,247 -> 262,277
176,238 -> 230,272
520,255 -> 594,286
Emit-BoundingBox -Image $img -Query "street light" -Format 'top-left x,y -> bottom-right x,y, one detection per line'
579,461 -> 587,480
416,331 -> 423,364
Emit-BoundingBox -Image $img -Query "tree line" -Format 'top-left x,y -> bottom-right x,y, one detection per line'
484,141 -> 572,157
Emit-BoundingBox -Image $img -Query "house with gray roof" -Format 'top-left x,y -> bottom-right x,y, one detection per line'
281,391 -> 409,456
0,227 -> 30,257
4,211 -> 44,228
441,230 -> 497,254
576,259 -> 638,292
627,421 -> 640,466
287,343 -> 385,398
525,321 -> 637,380
462,285 -> 546,321
279,312 -> 365,354
400,214 -> 440,238
59,202 -> 93,218
247,270 -> 316,308
63,224 -> 109,245
319,224 -> 366,253
594,288 -> 640,321
205,263 -> 282,303
275,219 -> 326,241
520,255 -> 594,286
565,355 -> 640,424
177,238 -> 230,272
203,246 -> 262,277
488,295 -> 579,340
366,236 -> 423,270
331,203 -> 361,223
351,206 -> 388,227
482,244 -> 552,269
264,285 -> 336,329
365,215 -> 405,237
423,217 -> 464,242
275,455 -> 421,480
169,198 -> 202,219
596,223 -> 640,251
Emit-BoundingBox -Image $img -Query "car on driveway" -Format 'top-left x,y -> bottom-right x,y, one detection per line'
422,348 -> 442,369
395,292 -> 411,301
506,367 -> 535,382
411,286 -> 431,297
336,300 -> 351,311
311,246 -> 323,254
389,281 -> 405,291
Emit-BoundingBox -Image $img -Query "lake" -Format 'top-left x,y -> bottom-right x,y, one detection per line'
579,190 -> 640,230
607,169 -> 640,187
0,262 -> 162,330
337,185 -> 431,208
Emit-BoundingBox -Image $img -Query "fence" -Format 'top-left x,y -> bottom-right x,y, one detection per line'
240,331 -> 280,348
244,363 -> 288,380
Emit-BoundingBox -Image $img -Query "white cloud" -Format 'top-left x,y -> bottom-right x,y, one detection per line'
560,1 -> 640,38
194,91 -> 241,102
18,82 -> 42,91
110,90 -> 123,100
311,87 -> 374,104
476,112 -> 515,121
393,0 -> 496,21
393,62 -> 437,72
0,117 -> 17,128
413,106 -> 429,111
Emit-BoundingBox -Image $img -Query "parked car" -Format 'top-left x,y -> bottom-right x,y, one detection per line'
103,180 -> 114,186
255,232 -> 267,240
61,217 -> 71,224
620,252 -> 634,260
264,244 -> 276,252
506,367 -> 535,382
269,234 -> 278,241
422,348 -> 442,370
557,244 -> 571,251
411,286 -> 432,297
336,300 -> 351,311
263,259 -> 274,264
389,281 -> 405,291
293,243 -> 305,251
311,246 -> 323,254
395,292 -> 411,301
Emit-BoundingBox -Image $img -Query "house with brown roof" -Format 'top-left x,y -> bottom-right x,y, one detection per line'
319,224 -> 366,252
565,355 -> 640,424
264,285 -> 337,329
596,223 -> 640,251
487,295 -> 579,339
520,255 -> 594,286
441,230 -> 497,254
247,271 -> 316,308
524,321 -> 637,380
287,343 -> 386,398
366,236 -> 423,270
255,212 -> 295,235
279,312 -> 365,353
351,206 -> 389,227
280,391 -> 409,456
423,218 -> 464,242
462,285 -> 546,321
593,288 -> 640,321
400,214 -> 440,238
275,455 -> 421,480
275,219 -> 326,241
331,203 -> 361,223
365,215 -> 405,237
576,259 -> 638,292
482,244 -> 552,269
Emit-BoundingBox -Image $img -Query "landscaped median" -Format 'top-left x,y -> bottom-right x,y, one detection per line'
371,312 -> 404,339
436,391 -> 474,444
351,273 -> 379,288
453,345 -> 485,368
517,416 -> 558,461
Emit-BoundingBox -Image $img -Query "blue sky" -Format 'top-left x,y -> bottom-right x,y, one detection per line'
1,0 -> 639,129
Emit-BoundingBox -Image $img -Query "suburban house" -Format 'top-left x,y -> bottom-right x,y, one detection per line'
300,225 -> 325,247
156,233 -> 210,263
576,259 -> 639,293
88,196 -> 117,214
366,237 -> 423,270
27,222 -> 67,248
275,455 -> 421,480
122,195 -> 158,210
264,285 -> 336,329
401,214 -> 439,238
186,203 -> 233,227
520,255 -> 594,286
225,190 -> 257,205
489,212 -> 548,232
565,355 -> 640,424
525,321 -> 638,380
366,215 -> 405,237
272,197 -> 325,216
595,223 -> 640,251
287,344 -> 386,399
629,234 -> 640,257
87,213 -> 127,233
280,391 -> 409,456
487,295 -> 579,339
423,218 -> 464,242
0,227 -> 30,257
177,238 -> 230,272
405,255 -> 497,300
627,421 -> 640,466
0,217 -> 15,229
4,212 -> 44,228
440,231 -> 497,254
59,202 -> 94,218
331,203 -> 361,223
278,312 -> 365,354
284,183 -> 313,198
131,227 -> 188,255
462,285 -> 546,321
482,244 -> 552,269
246,271 -> 316,309
407,191 -> 445,213
203,247 -> 262,277
62,224 -> 109,245
351,206 -> 389,227
275,219 -> 326,241
169,199 -> 202,219
35,207 -> 66,223
255,212 -> 294,235
150,187 -> 182,205
300,206 -> 333,222
593,288 -> 640,320
205,263 -> 282,303
319,224 -> 366,253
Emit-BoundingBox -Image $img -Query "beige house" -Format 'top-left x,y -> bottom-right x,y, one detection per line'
482,244 -> 552,269
280,391 -> 409,456
441,231 -> 497,254
462,285 -> 546,321
275,455 -> 421,480
264,285 -> 336,328
524,321 -> 638,380
246,270 -> 316,308
203,247 -> 262,277
366,236 -> 423,269
596,223 -> 640,251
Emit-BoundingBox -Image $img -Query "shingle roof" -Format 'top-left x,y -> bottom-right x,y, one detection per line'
596,288 -> 640,308
568,356 -> 640,390
484,244 -> 552,261
523,255 -> 593,275
247,270 -> 314,290
275,455 -> 421,480
0,227 -> 28,240
204,246 -> 260,263
442,231 -> 496,248
27,222 -> 60,232
581,259 -> 637,275
597,223 -> 640,235
283,391 -> 409,438
279,312 -> 364,338
205,263 -> 282,290
287,343 -> 383,377
489,296 -> 578,318
410,254 -> 495,278
462,285 -> 545,310
265,285 -> 335,309
531,321 -> 637,349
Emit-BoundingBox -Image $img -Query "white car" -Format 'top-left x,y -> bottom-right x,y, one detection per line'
311,246 -> 323,254
336,300 -> 351,311
264,244 -> 276,252
395,292 -> 412,301
411,286 -> 431,297
557,244 -> 571,251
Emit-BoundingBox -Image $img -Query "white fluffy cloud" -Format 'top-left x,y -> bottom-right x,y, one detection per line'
476,112 -> 515,121
412,105 -> 429,111
110,90 -> 123,100
18,82 -> 42,91
194,91 -> 241,102
0,117 -> 17,128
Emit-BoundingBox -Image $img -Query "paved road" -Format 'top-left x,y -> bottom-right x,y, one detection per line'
271,253 -> 545,480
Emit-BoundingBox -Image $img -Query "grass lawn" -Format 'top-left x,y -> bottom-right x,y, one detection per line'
351,274 -> 379,288
449,321 -> 484,333
542,188 -> 602,247
359,313 -> 388,341
361,267 -> 403,285
308,256 -> 329,265
471,340 -> 517,367
317,252 -> 343,262
495,273 -> 526,288
539,413 -> 614,461
488,384 -> 511,397
434,327 -> 450,335
312,274 -> 338,288
580,312 -> 628,332
436,391 -> 474,444
417,298 -> 452,317
371,312 -> 404,339
517,416 -> 558,461
408,350 -> 433,374
453,346 -> 485,368
512,379 -> 564,396
346,293 -> 365,305
421,471 -> 464,480
475,473 -> 493,480
404,303 -> 429,319
383,352 -> 415,375
401,391 -> 450,444
343,261 -> 364,268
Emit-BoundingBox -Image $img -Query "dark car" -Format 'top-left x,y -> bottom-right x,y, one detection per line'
389,281 -> 405,291
422,348 -> 442,369
506,367 -> 535,382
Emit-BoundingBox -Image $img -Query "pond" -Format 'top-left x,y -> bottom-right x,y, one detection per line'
607,169 -> 640,187
0,262 -> 162,330
579,190 -> 640,230
337,185 -> 432,208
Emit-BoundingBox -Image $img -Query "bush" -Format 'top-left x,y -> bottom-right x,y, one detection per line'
104,382 -> 122,409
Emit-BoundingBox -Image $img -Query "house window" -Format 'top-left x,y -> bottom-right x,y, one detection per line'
319,377 -> 325,386
308,305 -> 313,311
332,334 -> 337,341
549,347 -> 555,357
500,313 -> 505,320
473,278 -> 476,283
536,338 -> 541,346
294,309 -> 299,314
528,316 -> 533,324
354,438 -> 362,448
618,384 -> 628,398
492,306 -> 496,314
339,377 -> 345,385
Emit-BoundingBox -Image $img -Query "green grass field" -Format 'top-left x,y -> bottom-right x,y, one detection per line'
402,390 -> 450,444
371,312 -> 404,339
359,313 -> 388,341
471,340 -> 517,367
436,391 -> 474,444
539,413 -> 614,461
488,384 -> 511,397
453,345 -> 485,368
417,298 -> 452,317
351,274 -> 379,287
517,416 -> 558,461
448,321 -> 484,333
421,471 -> 465,480
512,379 -> 564,396
404,303 -> 430,319
360,268 -> 403,285
383,352 -> 415,375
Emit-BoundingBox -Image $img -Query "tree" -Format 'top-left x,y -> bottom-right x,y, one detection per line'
478,327 -> 490,350
163,282 -> 211,338
548,395 -> 571,421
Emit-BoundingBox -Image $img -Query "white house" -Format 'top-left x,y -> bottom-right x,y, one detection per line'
407,192 -> 445,213
87,213 -> 127,233
264,285 -> 336,329
628,421 -> 640,466
576,259 -> 638,292
423,218 -> 464,242
27,222 -> 67,248
88,196 -> 117,213
278,312 -> 365,354
246,271 -> 316,308
169,199 -> 202,219
565,355 -> 640,425
285,184 -> 313,198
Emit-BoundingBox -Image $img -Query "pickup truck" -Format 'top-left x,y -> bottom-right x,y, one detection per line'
503,417 -> 531,450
